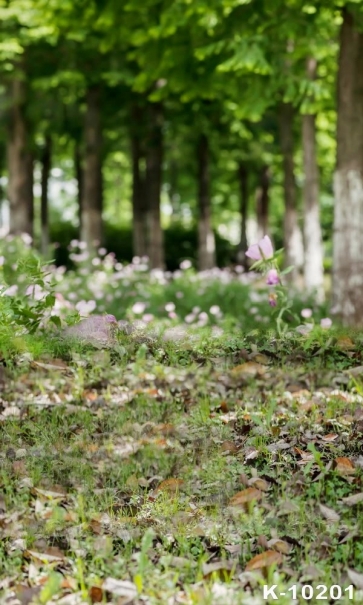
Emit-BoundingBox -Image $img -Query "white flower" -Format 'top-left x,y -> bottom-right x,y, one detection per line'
132,301 -> 146,314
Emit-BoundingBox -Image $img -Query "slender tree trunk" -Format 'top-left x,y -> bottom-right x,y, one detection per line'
302,58 -> 324,301
237,162 -> 249,268
197,133 -> 216,271
332,9 -> 363,325
40,134 -> 52,257
74,140 -> 83,232
279,102 -> 302,281
145,102 -> 164,268
80,85 -> 103,249
256,165 -> 270,239
7,75 -> 33,236
169,159 -> 179,219
131,105 -> 147,258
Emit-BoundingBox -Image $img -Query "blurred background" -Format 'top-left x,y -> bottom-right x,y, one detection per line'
1,1 -> 363,325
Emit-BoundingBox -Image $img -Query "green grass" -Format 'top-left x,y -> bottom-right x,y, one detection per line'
2,327 -> 363,603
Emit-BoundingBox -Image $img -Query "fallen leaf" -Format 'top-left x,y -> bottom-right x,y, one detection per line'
102,578 -> 137,600
336,336 -> 355,350
231,362 -> 266,378
221,440 -> 239,454
318,504 -> 340,522
321,433 -> 338,442
342,492 -> 363,506
202,560 -> 234,580
245,550 -> 283,571
347,568 -> 363,590
89,586 -> 104,603
25,549 -> 64,563
32,359 -> 69,372
248,477 -> 270,492
229,487 -> 263,508
155,478 -> 184,494
334,457 -> 355,475
267,538 -> 292,554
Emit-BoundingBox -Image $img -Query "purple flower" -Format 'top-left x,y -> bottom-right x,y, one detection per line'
266,269 -> 279,285
246,235 -> 274,261
268,292 -> 278,307
301,308 -> 312,319
320,317 -> 332,329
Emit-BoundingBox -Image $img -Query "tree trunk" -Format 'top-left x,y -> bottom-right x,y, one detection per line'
145,102 -> 164,269
197,133 -> 216,271
237,162 -> 249,268
279,102 -> 302,281
256,165 -> 270,239
169,159 -> 180,219
302,58 -> 324,301
80,85 -> 103,249
7,75 -> 33,236
40,134 -> 52,257
74,140 -> 83,232
332,8 -> 363,325
131,105 -> 147,258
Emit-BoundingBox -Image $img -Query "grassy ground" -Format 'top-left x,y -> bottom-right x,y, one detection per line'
2,327 -> 363,604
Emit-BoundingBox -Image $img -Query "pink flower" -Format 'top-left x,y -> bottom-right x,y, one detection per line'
132,302 -> 146,314
246,235 -> 274,261
266,269 -> 279,285
301,308 -> 312,319
320,317 -> 332,329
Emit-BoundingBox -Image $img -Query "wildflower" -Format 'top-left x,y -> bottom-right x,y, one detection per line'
142,313 -> 154,323
266,269 -> 279,285
132,301 -> 146,314
209,305 -> 220,315
268,292 -> 278,307
320,317 -> 332,329
165,302 -> 175,312
0,256 -> 5,267
301,308 -> 312,319
246,235 -> 274,261
180,259 -> 192,270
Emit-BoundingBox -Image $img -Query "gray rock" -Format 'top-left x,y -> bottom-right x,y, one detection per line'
62,314 -> 118,348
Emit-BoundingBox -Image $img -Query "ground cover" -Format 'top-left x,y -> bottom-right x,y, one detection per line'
1,238 -> 363,604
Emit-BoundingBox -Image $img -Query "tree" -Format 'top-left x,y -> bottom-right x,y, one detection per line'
302,57 -> 324,301
332,6 -> 363,326
7,67 -> 34,236
197,133 -> 216,270
80,85 -> 103,248
40,133 -> 52,256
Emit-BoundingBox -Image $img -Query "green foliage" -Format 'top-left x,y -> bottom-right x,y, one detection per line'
0,237 -> 58,336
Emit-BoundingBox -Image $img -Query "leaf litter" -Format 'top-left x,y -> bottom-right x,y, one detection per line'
2,333 -> 363,603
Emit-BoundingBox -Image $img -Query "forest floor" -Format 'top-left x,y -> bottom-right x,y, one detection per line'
2,327 -> 363,604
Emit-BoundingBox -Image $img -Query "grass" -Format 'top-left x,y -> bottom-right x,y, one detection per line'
1,325 -> 363,604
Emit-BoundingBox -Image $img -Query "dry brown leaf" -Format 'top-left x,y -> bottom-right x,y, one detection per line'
267,538 -> 292,554
229,487 -> 263,508
321,433 -> 339,442
334,457 -> 356,475
89,586 -> 104,603
336,336 -> 355,350
155,478 -> 184,494
341,492 -> 363,506
347,568 -> 363,589
318,504 -> 340,522
31,487 -> 67,500
231,362 -> 266,378
25,549 -> 64,563
202,560 -> 234,580
248,477 -> 270,492
102,578 -> 137,601
221,440 -> 239,454
32,359 -> 69,372
245,550 -> 283,571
